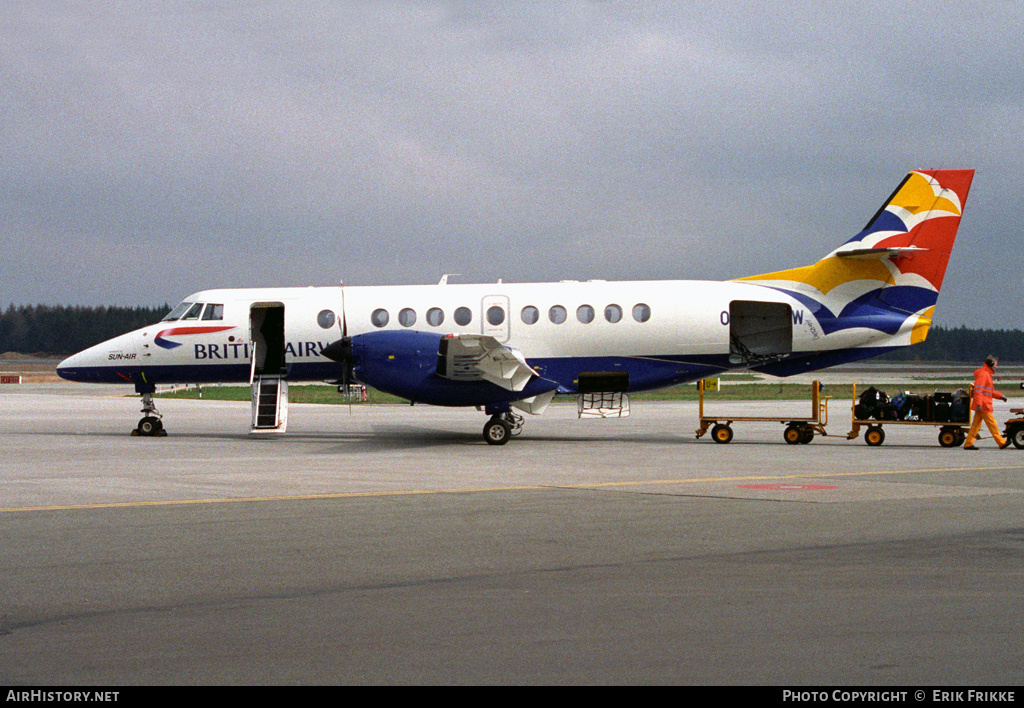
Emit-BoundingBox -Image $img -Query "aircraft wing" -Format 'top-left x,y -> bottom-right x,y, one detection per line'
437,334 -> 536,392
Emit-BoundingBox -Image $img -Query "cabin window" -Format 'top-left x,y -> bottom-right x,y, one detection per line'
605,304 -> 622,323
181,302 -> 204,320
521,306 -> 539,325
486,306 -> 505,326
576,305 -> 595,324
371,308 -> 389,327
632,303 -> 651,323
162,302 -> 194,321
203,304 -> 225,321
548,305 -> 567,324
426,307 -> 444,326
398,308 -> 417,327
454,306 -> 472,326
316,310 -> 335,329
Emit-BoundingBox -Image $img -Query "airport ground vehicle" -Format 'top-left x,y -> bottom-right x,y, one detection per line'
1005,408 -> 1024,449
697,380 -> 1013,448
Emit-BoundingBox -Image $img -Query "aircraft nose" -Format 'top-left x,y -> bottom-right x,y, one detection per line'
56,349 -> 91,381
56,332 -> 137,383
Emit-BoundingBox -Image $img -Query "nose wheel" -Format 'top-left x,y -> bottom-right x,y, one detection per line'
132,392 -> 167,437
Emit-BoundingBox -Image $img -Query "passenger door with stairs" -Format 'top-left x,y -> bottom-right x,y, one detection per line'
249,302 -> 288,433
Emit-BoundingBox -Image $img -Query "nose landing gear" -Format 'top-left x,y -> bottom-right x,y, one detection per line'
132,391 -> 167,437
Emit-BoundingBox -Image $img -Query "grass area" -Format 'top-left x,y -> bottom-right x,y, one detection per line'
152,380 -> 971,405
155,384 -> 407,405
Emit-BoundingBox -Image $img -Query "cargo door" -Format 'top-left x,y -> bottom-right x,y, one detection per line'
728,300 -> 792,364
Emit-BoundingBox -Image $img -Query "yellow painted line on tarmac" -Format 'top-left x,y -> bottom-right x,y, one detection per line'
2,464 -> 1022,514
571,464 -> 1024,490
0,486 -> 549,514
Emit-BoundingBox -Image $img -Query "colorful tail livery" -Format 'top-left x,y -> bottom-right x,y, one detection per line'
738,169 -> 973,344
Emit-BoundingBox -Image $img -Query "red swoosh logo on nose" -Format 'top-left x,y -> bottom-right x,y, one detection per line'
155,325 -> 236,349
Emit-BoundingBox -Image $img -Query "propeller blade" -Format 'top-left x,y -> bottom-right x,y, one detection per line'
323,335 -> 355,394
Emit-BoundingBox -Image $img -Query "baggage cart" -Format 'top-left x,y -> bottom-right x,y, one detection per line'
696,379 -> 845,444
1004,407 -> 1024,449
848,383 -> 972,447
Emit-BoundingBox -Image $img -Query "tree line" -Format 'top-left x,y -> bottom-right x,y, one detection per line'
0,304 -> 170,357
874,325 -> 1023,364
0,303 -> 1020,362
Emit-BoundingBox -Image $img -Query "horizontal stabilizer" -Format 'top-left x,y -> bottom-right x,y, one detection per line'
835,246 -> 929,260
438,334 -> 536,392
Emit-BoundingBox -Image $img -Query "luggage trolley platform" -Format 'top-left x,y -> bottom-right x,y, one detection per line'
849,383 -> 973,447
695,379 -> 847,445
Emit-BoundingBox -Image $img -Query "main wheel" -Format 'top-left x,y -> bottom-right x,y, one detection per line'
483,417 -> 512,446
1010,425 -> 1024,449
938,428 -> 960,448
783,425 -> 802,445
711,424 -> 734,444
864,426 -> 885,446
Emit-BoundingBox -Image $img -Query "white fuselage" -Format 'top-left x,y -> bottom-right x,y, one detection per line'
56,277 -> 897,394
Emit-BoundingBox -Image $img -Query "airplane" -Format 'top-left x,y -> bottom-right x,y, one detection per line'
57,169 -> 974,445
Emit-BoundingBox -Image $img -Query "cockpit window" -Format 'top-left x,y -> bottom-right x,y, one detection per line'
181,302 -> 204,320
201,304 -> 224,321
162,302 -> 194,321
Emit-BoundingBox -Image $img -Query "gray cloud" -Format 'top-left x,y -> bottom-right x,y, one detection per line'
1,1 -> 1021,329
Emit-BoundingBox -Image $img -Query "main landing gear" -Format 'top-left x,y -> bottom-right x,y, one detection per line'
132,391 -> 167,437
482,407 -> 524,446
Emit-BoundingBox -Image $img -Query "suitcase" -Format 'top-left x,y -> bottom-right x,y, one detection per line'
856,387 -> 888,420
922,394 -> 936,422
951,389 -> 970,422
906,394 -> 926,421
933,391 -> 954,423
891,393 -> 911,420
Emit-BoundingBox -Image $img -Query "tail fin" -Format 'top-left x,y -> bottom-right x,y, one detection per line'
737,169 -> 974,342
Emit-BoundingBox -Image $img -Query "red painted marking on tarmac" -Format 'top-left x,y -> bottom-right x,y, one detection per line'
739,484 -> 838,491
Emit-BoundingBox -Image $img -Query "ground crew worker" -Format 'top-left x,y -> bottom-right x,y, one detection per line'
964,355 -> 1010,450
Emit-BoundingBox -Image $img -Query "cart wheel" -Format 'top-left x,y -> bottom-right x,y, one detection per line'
783,424 -> 802,445
938,428 -> 960,448
1010,425 -> 1024,449
865,426 -> 885,447
711,424 -> 734,444
799,426 -> 814,444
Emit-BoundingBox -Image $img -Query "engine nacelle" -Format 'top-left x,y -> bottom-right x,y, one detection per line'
350,330 -> 556,407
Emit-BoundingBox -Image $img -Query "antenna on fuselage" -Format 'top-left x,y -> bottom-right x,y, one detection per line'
438,274 -> 460,285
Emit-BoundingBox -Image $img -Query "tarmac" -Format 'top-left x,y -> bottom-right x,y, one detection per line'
2,383 -> 1024,685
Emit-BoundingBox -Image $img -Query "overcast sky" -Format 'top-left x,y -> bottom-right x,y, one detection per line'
2,1 -> 1021,329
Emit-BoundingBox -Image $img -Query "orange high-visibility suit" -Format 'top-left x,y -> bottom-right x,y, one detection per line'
964,364 -> 1006,447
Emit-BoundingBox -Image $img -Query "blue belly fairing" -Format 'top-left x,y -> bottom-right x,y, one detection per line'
57,344 -> 900,404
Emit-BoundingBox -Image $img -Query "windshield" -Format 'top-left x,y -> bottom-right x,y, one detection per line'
161,302 -> 194,321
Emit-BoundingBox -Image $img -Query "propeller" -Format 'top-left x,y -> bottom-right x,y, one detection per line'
322,280 -> 355,401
